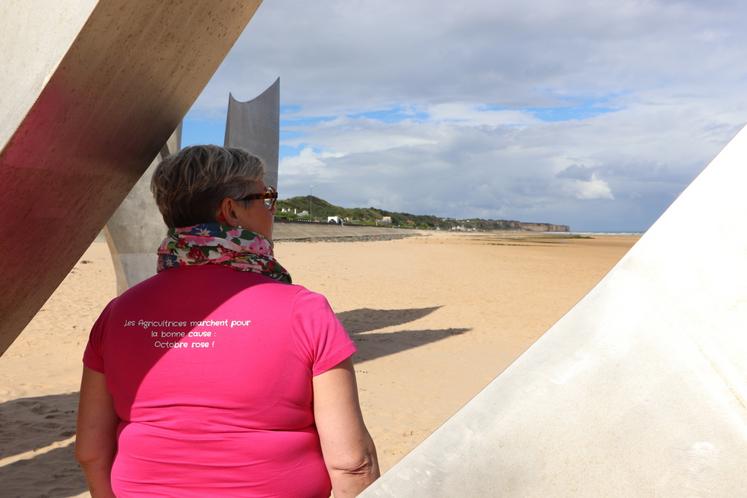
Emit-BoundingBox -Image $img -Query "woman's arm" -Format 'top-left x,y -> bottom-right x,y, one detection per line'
313,358 -> 380,497
76,367 -> 118,498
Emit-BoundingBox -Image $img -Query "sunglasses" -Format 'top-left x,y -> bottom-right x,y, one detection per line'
236,186 -> 278,210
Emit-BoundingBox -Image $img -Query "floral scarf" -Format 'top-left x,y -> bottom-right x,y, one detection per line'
156,223 -> 292,284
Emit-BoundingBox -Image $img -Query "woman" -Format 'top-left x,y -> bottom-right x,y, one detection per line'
76,145 -> 379,497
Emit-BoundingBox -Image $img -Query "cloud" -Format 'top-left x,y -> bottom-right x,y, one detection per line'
565,174 -> 615,200
184,0 -> 747,231
556,165 -> 595,181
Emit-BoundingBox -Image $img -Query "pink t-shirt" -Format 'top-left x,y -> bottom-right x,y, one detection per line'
83,264 -> 357,497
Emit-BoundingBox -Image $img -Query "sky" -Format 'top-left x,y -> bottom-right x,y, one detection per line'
182,0 -> 747,232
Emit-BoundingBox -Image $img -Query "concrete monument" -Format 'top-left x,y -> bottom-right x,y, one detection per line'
103,126 -> 181,295
363,125 -> 747,496
224,78 -> 280,188
0,0 -> 262,355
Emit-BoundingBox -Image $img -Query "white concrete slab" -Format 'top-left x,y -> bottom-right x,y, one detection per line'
0,0 -> 97,150
0,0 -> 262,354
363,125 -> 747,497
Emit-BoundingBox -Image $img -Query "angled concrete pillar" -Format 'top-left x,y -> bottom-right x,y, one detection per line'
363,125 -> 747,496
103,125 -> 181,295
0,0 -> 262,355
224,78 -> 280,188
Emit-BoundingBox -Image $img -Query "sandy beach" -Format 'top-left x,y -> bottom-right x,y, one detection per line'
0,231 -> 638,497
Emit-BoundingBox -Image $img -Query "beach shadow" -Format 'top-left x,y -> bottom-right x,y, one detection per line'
0,393 -> 79,459
352,328 -> 470,363
337,307 -> 466,362
337,306 -> 441,334
0,441 -> 87,498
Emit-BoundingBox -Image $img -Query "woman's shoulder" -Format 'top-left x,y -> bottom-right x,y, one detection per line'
288,284 -> 328,301
288,285 -> 338,318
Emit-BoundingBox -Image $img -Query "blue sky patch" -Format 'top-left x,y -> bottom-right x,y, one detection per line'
280,143 -> 313,159
527,102 -> 616,122
182,116 -> 226,147
280,129 -> 304,140
347,106 -> 428,123
281,115 -> 337,127
528,94 -> 620,122
280,103 -> 303,114
481,96 -> 620,122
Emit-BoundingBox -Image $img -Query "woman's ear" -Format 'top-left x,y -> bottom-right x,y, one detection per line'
217,198 -> 240,226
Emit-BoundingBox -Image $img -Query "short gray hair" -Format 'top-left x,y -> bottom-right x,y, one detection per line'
150,145 -> 265,227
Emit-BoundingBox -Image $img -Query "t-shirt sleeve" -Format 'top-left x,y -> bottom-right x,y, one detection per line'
292,290 -> 357,376
82,299 -> 116,373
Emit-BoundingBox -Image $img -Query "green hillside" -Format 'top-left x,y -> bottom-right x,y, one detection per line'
275,196 -> 569,232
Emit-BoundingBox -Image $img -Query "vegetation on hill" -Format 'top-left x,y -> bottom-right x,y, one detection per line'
275,196 -> 569,232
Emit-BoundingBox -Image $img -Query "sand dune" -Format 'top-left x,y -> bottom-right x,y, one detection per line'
0,232 -> 637,497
